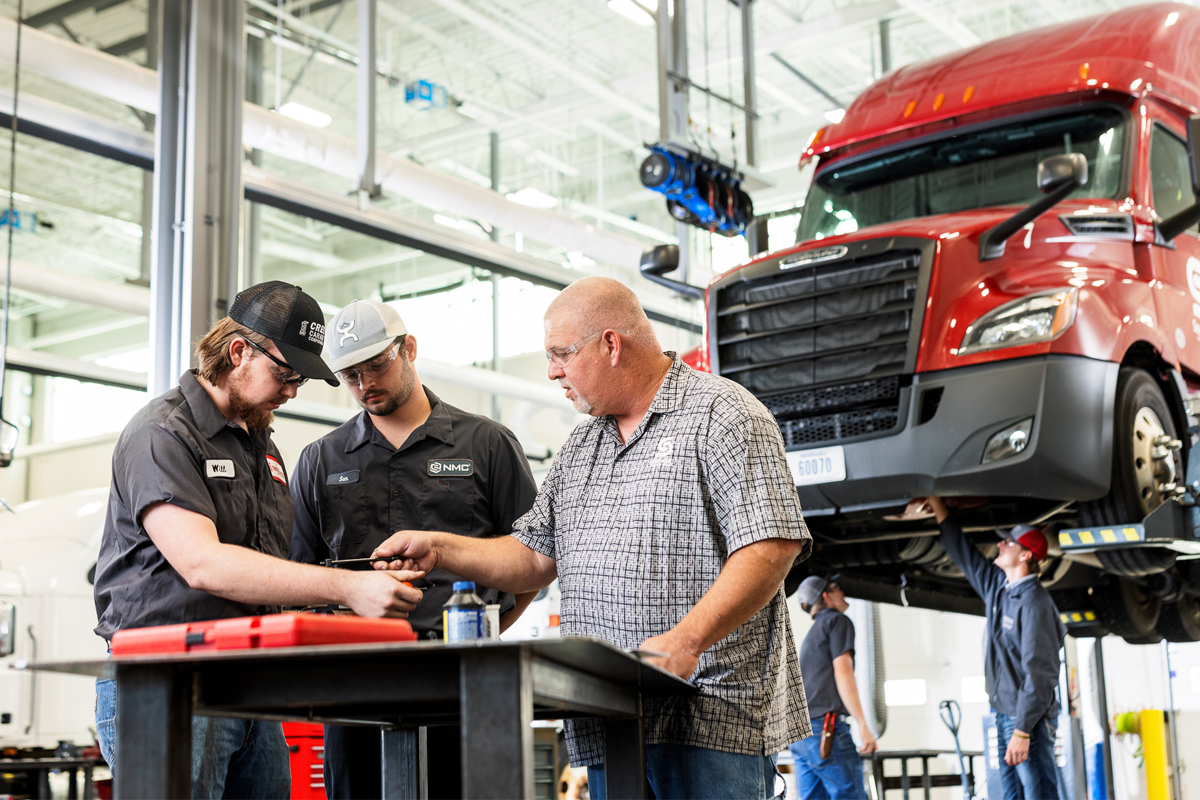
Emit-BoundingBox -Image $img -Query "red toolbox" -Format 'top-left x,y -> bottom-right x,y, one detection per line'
111,613 -> 417,656
283,722 -> 326,800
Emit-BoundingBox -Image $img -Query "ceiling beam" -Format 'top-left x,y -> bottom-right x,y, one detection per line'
421,0 -> 659,128
103,33 -> 146,56
893,0 -> 980,47
22,0 -> 125,29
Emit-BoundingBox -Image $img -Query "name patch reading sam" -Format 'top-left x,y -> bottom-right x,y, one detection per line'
205,459 -> 236,479
428,459 -> 473,477
326,469 -> 360,485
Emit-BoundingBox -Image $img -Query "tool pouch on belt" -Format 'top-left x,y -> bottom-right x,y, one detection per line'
819,712 -> 836,759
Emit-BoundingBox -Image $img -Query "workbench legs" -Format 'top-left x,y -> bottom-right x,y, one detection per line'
460,649 -> 534,799
113,664 -> 192,799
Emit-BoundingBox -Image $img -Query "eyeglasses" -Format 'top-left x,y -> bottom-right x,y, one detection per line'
339,340 -> 402,386
544,331 -> 602,368
241,338 -> 308,387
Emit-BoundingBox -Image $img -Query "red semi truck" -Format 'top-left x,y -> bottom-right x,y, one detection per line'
651,3 -> 1200,643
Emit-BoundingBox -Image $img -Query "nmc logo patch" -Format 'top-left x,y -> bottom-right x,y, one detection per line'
428,459 -> 473,477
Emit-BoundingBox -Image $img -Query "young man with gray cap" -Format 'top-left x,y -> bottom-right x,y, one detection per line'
288,298 -> 538,799
790,574 -> 876,799
93,282 -> 425,799
923,497 -> 1065,800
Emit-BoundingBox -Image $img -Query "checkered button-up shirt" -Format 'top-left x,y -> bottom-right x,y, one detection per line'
511,355 -> 813,765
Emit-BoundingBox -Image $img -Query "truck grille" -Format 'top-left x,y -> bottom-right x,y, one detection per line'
714,247 -> 923,447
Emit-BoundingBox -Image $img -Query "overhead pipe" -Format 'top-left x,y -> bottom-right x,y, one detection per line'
9,260 -> 150,317
0,18 -> 650,270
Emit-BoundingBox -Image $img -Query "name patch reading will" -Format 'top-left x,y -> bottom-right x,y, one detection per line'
205,459 -> 236,479
428,459 -> 473,477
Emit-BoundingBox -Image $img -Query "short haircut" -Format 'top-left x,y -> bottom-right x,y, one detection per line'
546,276 -> 660,352
195,316 -> 274,384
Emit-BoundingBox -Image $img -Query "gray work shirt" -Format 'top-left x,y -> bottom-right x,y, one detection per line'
511,355 -> 813,765
939,517 -> 1066,731
94,371 -> 294,641
288,387 -> 537,636
799,608 -> 855,720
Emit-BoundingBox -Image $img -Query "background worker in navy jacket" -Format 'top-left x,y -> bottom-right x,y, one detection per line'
923,497 -> 1066,800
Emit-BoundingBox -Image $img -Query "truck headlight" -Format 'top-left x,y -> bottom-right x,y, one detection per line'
958,288 -> 1078,356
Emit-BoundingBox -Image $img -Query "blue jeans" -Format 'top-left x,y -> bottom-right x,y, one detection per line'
587,743 -> 779,800
96,678 -> 291,799
789,719 -> 868,800
994,712 -> 1061,800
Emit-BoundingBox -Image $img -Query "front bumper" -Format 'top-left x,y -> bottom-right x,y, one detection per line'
795,354 -> 1119,514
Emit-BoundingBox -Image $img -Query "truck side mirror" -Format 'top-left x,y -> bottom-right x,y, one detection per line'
979,153 -> 1089,260
1158,115 -> 1200,242
639,245 -> 704,300
1038,153 -> 1089,194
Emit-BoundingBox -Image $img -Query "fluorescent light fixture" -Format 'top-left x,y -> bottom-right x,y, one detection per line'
278,101 -> 332,128
607,0 -> 655,26
824,109 -> 846,124
506,188 -> 558,209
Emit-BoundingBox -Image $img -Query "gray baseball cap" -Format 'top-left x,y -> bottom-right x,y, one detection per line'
796,573 -> 841,607
323,299 -> 409,373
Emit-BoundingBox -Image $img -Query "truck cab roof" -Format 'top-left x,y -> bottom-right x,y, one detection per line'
804,2 -> 1200,162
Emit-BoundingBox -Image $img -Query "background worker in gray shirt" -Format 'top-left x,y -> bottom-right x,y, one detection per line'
289,299 -> 538,799
791,574 -> 876,799
93,282 -> 424,799
923,497 -> 1065,800
373,276 -> 813,800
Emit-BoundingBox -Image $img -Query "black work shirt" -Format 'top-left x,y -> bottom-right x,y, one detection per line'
288,388 -> 537,636
939,517 -> 1065,731
798,608 -> 855,720
94,371 -> 294,641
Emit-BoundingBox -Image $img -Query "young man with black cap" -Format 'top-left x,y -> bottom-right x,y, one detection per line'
288,298 -> 538,800
93,282 -> 425,799
923,497 -> 1066,800
790,574 -> 876,799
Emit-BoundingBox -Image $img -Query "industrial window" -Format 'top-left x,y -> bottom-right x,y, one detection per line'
1150,124 -> 1198,232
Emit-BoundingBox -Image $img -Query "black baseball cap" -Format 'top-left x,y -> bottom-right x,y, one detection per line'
229,281 -> 339,386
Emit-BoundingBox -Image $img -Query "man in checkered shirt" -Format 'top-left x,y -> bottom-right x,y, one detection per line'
374,276 -> 813,799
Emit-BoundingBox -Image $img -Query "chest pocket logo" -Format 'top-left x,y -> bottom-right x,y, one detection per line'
205,459 -> 236,479
326,469 -> 360,485
428,459 -> 473,477
651,437 -> 674,464
1002,615 -> 1015,631
265,454 -> 287,486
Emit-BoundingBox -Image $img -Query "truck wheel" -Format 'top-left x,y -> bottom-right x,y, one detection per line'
1096,547 -> 1176,577
1157,595 -> 1200,642
1093,577 -> 1160,639
1080,368 -> 1182,527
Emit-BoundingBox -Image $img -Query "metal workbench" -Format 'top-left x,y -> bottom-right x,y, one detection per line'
19,637 -> 694,800
866,749 -> 984,799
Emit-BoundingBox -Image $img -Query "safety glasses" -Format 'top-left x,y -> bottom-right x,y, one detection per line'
241,338 -> 308,387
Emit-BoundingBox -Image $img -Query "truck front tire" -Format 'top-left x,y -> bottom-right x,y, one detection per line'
1080,367 -> 1182,528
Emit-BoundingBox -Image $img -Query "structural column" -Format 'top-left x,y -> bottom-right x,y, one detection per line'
151,0 -> 245,396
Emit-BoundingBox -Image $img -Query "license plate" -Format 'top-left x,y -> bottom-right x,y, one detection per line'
786,446 -> 846,486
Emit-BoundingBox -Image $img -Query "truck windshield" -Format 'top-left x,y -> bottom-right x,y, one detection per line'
797,107 -> 1127,242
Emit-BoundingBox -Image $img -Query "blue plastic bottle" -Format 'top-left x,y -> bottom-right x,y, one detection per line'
442,581 -> 485,641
